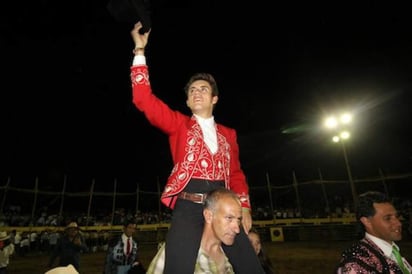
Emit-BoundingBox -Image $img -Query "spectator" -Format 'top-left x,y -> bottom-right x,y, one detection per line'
48,230 -> 60,254
89,231 -> 99,253
40,230 -> 50,253
103,219 -> 145,274
19,233 -> 30,257
248,228 -> 276,274
12,230 -> 20,257
30,231 -> 39,252
0,231 -> 14,273
48,222 -> 88,272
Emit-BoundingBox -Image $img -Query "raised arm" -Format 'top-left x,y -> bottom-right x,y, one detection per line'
130,21 -> 151,56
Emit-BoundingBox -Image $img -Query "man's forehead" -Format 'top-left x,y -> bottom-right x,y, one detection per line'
218,198 -> 241,212
374,202 -> 397,214
190,80 -> 210,87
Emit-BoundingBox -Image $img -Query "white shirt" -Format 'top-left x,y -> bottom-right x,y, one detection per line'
365,232 -> 412,272
0,243 -> 14,268
133,55 -> 146,66
121,234 -> 132,255
194,114 -> 218,154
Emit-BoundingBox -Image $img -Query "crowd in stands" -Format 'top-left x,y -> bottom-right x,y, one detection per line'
1,199 -> 410,229
0,206 -> 172,227
6,228 -> 111,258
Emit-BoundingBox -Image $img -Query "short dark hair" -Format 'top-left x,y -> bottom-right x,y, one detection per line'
184,73 -> 219,97
356,191 -> 391,220
123,218 -> 137,227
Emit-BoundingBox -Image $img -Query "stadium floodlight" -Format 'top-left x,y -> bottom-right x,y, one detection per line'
323,112 -> 357,207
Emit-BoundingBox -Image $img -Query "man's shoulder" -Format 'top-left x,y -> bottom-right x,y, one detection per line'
338,238 -> 393,274
216,123 -> 236,134
341,238 -> 382,259
107,235 -> 122,246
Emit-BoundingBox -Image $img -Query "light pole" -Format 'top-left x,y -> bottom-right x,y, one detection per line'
324,113 -> 358,208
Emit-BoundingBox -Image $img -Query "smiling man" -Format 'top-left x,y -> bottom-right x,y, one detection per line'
336,191 -> 412,274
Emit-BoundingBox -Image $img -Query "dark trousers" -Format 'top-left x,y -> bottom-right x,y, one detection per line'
222,229 -> 265,274
163,180 -> 265,274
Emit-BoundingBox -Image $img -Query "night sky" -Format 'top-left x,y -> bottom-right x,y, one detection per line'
2,1 -> 412,196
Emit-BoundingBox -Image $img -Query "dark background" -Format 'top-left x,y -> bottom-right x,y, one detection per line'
1,1 -> 412,206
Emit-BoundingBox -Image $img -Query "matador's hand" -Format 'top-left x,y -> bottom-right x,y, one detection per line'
241,208 -> 252,234
131,21 -> 150,49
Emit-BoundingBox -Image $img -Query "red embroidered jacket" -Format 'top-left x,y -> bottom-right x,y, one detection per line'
130,65 -> 250,209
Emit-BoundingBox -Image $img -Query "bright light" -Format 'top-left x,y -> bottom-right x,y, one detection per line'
340,131 -> 350,139
324,113 -> 353,130
340,113 -> 352,124
331,131 -> 350,143
324,113 -> 353,143
324,117 -> 338,129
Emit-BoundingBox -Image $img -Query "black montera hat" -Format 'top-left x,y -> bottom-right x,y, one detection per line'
107,0 -> 151,33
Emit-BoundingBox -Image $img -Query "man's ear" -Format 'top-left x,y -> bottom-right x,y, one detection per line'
203,209 -> 213,224
360,216 -> 371,229
212,96 -> 218,105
